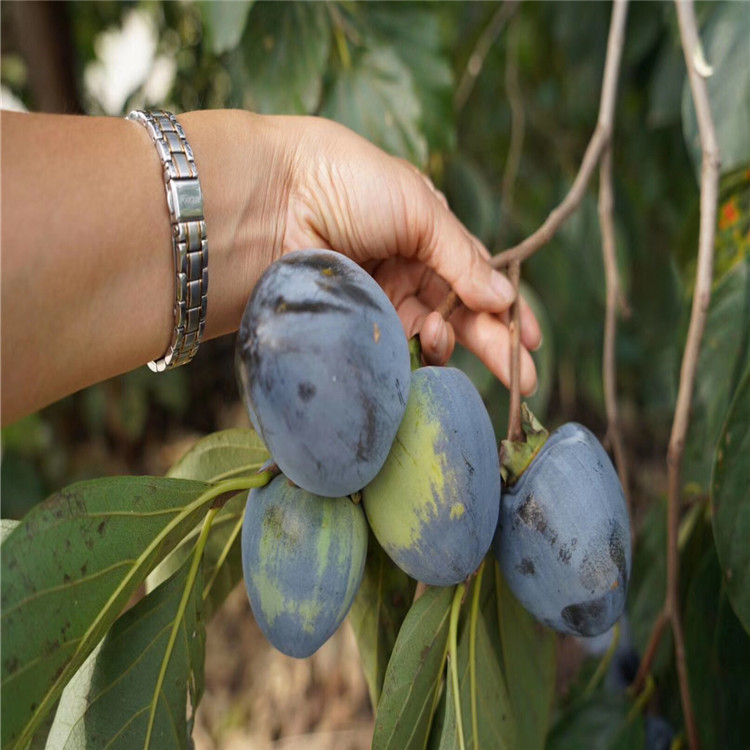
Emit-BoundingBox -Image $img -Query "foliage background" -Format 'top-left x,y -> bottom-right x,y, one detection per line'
1,1 -> 748,748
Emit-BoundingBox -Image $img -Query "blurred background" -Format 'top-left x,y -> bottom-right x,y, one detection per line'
1,1 -> 748,747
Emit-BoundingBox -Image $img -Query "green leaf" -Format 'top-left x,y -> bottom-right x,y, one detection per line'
242,1 -> 331,114
322,45 -> 428,167
0,476 -> 219,749
348,531 -> 416,709
372,586 -> 454,750
355,4 -> 455,153
427,682 -> 457,750
684,259 -> 750,489
711,363 -> 750,634
456,574 -> 517,750
0,520 -> 20,544
682,2 -> 750,178
46,556 -> 206,749
627,498 -> 672,674
146,493 -> 247,621
167,428 -> 269,482
150,430 -> 269,619
684,547 -> 750,749
495,564 -> 556,750
546,692 -> 644,750
200,0 -> 254,56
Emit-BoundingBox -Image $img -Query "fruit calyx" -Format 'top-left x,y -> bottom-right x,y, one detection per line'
499,403 -> 549,486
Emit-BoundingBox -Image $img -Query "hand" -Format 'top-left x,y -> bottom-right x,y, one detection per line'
278,117 -> 540,394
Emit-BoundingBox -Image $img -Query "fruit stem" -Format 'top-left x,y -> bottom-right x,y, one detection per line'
583,620 -> 621,699
145,505 -> 219,749
449,583 -> 467,750
469,563 -> 485,750
506,261 -> 523,444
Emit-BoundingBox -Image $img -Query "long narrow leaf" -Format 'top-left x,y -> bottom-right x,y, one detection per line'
1,476 -> 218,749
45,555 -> 205,749
372,586 -> 454,750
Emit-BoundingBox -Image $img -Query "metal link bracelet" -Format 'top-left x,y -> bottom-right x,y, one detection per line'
127,109 -> 208,372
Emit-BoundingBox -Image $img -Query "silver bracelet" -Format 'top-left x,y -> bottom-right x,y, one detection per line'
127,109 -> 208,372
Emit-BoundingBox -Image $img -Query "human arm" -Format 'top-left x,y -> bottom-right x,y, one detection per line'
1,109 -> 540,425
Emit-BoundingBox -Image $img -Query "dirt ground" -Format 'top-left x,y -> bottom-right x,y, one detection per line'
193,584 -> 375,750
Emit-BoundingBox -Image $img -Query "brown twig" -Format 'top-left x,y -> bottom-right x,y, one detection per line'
631,3 -> 720,748
598,146 -> 633,524
506,261 -> 523,442
438,0 -> 629,316
454,1 -> 519,112
498,16 -> 525,244
490,0 -> 629,269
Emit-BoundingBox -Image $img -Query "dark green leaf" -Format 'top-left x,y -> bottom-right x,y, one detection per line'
456,573 -> 517,750
200,0 -> 254,56
684,259 -> 750,489
372,586 -> 454,750
682,3 -> 750,178
242,2 -> 331,114
348,531 -> 416,709
46,556 -> 206,749
684,547 -> 750,749
322,46 -> 428,167
711,363 -> 750,634
167,428 -> 269,482
627,498 -> 672,674
495,563 -> 556,750
427,682 -> 457,750
546,692 -> 644,750
1,476 -> 214,749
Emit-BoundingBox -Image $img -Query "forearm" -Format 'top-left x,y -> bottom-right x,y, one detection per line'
1,110 -> 290,424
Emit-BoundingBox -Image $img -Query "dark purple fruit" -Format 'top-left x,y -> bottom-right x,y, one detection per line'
236,249 -> 410,497
493,422 -> 631,637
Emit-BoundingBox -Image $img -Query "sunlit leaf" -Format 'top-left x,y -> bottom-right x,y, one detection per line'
46,556 -> 205,749
711,364 -> 750,634
1,476 -> 215,748
242,1 -> 331,114
322,45 -> 428,167
348,531 -> 416,709
167,428 -> 269,483
200,0 -> 254,56
372,586 -> 454,750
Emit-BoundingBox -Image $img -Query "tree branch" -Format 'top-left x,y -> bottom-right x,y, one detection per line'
598,146 -> 633,525
439,0 -> 629,319
631,3 -> 720,748
454,1 -> 519,113
490,0 -> 628,269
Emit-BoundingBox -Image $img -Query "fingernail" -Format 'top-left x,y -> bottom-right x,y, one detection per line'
490,270 -> 515,305
434,321 -> 450,361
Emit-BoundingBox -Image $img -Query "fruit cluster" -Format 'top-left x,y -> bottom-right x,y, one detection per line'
237,249 -> 630,658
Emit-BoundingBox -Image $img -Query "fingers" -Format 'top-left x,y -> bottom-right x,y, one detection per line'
451,307 -> 538,396
400,170 -> 516,314
420,311 -> 455,366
